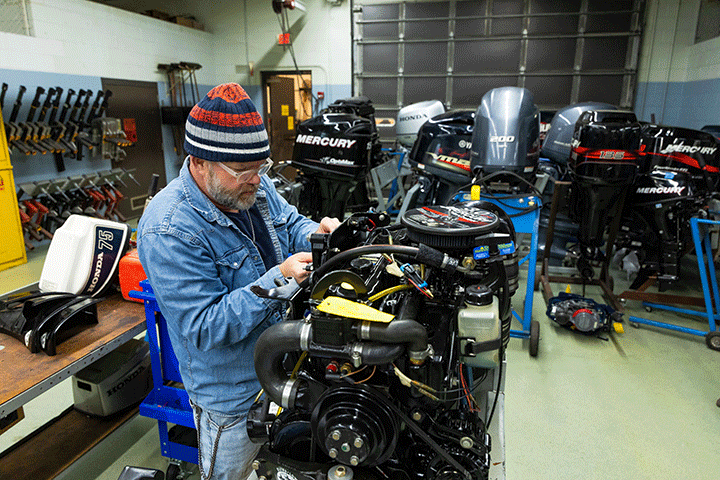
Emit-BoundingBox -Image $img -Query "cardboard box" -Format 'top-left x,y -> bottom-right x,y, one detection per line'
172,16 -> 194,28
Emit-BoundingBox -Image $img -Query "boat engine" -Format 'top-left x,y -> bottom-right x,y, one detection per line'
407,109 -> 475,206
247,203 -> 519,480
285,96 -> 384,221
568,110 -> 641,281
470,86 -> 540,189
617,124 -> 720,288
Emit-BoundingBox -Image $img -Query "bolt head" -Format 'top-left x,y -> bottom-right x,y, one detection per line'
251,460 -> 261,470
350,455 -> 359,466
332,430 -> 341,441
341,442 -> 350,452
354,437 -> 363,448
329,448 -> 338,458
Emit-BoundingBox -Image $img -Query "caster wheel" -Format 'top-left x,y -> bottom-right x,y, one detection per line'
644,306 -> 652,313
705,331 -> 720,351
166,463 -> 181,480
529,320 -> 540,357
716,398 -> 720,408
630,321 -> 640,329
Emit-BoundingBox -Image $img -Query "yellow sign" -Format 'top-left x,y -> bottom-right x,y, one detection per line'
281,104 -> 289,116
288,116 -> 294,130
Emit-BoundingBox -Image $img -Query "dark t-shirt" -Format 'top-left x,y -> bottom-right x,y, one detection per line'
225,205 -> 276,271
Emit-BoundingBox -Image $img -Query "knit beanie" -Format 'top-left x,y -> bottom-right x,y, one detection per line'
184,83 -> 271,163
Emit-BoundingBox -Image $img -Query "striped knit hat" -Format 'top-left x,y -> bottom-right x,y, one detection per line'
184,83 -> 270,163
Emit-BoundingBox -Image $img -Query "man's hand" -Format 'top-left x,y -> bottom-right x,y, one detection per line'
279,252 -> 313,282
316,216 -> 341,234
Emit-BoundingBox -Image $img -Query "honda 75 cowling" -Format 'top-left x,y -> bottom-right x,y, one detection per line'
247,203 -> 519,480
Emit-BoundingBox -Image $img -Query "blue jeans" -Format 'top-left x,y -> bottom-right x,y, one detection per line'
192,403 -> 261,480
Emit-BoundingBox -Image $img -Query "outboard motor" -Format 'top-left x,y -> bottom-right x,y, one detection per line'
290,96 -> 383,220
396,100 -> 446,149
618,124 -> 720,288
541,102 -> 618,167
407,109 -> 475,206
537,102 -> 618,265
568,110 -> 641,280
470,86 -> 540,189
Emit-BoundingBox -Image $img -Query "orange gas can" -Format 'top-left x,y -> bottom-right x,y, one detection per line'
119,249 -> 147,303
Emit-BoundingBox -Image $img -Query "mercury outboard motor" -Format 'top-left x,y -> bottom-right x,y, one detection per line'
407,109 -> 475,206
617,124 -> 720,289
542,102 -> 618,167
568,110 -> 641,280
290,96 -> 382,220
470,86 -> 540,188
536,102 -> 620,265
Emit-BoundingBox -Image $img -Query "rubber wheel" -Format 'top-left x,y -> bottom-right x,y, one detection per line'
705,331 -> 720,351
529,320 -> 540,357
645,306 -> 652,313
166,463 -> 181,480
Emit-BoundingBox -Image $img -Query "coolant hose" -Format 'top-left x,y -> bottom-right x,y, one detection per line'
255,320 -> 408,410
254,320 -> 308,409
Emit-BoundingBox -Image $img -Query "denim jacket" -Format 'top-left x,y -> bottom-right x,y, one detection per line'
137,161 -> 318,415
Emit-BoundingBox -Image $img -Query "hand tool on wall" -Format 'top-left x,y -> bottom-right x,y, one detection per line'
19,86 -> 49,155
36,88 -> 67,159
21,199 -> 53,239
0,82 -> 7,109
52,88 -> 77,155
7,85 -> 32,155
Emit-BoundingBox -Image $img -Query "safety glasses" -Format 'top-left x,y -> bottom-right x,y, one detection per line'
217,158 -> 273,183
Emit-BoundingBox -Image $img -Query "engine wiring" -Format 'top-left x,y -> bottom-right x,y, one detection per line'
459,363 -> 481,413
393,364 -> 439,401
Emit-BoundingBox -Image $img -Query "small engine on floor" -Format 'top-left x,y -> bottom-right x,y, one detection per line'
248,203 -> 518,480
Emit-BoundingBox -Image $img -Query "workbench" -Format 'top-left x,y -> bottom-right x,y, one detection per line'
0,286 -> 147,479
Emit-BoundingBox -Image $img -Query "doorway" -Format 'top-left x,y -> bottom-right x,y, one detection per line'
261,71 -> 312,163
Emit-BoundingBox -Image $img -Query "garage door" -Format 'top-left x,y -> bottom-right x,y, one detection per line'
353,0 -> 645,141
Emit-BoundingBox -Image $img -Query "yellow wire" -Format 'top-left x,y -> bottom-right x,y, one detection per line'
368,284 -> 412,303
291,351 -> 308,379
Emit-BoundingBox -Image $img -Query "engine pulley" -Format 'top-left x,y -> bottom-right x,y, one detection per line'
311,385 -> 398,467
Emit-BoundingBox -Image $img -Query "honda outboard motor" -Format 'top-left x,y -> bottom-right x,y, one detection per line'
568,110 -> 641,280
470,87 -> 540,188
618,124 -> 720,288
290,96 -> 382,220
407,109 -> 475,205
396,100 -> 446,149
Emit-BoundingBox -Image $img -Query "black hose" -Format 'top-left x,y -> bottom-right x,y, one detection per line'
302,244 -> 459,290
254,320 -> 306,408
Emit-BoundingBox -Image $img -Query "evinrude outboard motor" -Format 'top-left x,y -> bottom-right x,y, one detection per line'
290,96 -> 382,220
617,124 -> 720,288
568,110 -> 641,280
406,109 -> 475,206
396,100 -> 446,149
470,87 -> 540,188
247,205 -> 518,480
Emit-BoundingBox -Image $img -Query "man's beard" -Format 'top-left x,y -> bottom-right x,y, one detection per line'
206,167 -> 257,211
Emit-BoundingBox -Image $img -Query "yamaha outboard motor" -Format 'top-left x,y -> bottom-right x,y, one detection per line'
290,96 -> 382,221
568,110 -> 641,280
618,124 -> 720,288
407,109 -> 475,206
470,86 -> 540,189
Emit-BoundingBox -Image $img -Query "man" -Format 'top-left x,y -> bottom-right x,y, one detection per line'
137,83 -> 339,480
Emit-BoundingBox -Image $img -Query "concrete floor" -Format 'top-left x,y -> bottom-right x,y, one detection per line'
1,239 -> 719,480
